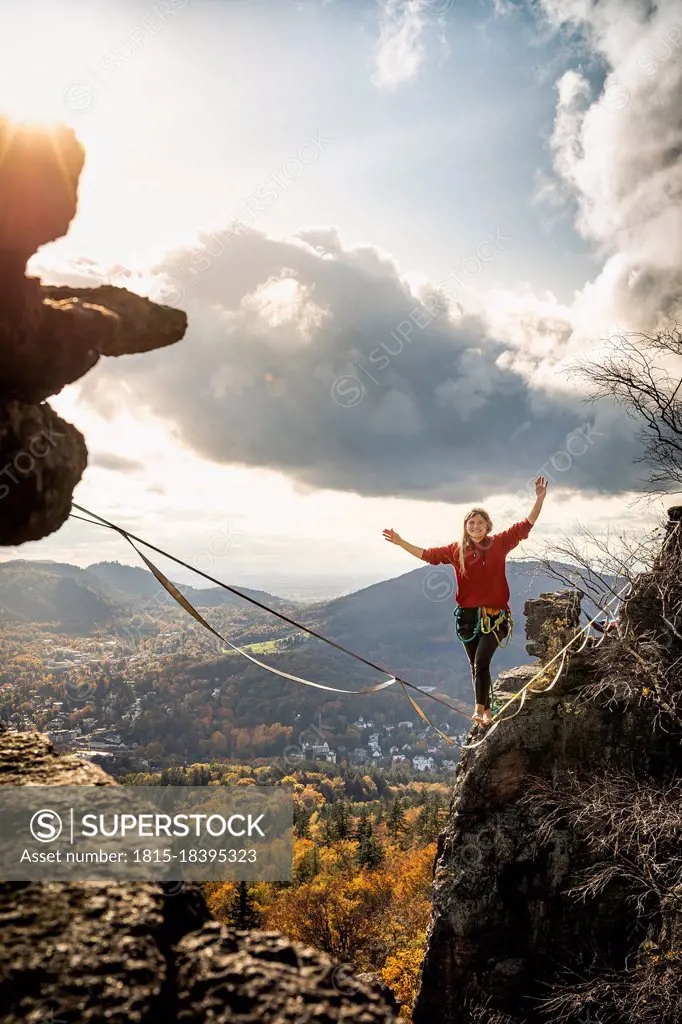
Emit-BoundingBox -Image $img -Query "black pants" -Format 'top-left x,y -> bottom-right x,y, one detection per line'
458,608 -> 509,710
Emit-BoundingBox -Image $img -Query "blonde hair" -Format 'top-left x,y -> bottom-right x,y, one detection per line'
457,507 -> 494,576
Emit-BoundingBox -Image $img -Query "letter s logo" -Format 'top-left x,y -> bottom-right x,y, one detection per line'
30,809 -> 64,843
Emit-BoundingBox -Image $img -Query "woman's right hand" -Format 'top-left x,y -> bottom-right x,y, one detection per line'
383,527 -> 403,545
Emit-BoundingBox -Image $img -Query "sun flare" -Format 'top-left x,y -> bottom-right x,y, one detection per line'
0,2 -> 121,130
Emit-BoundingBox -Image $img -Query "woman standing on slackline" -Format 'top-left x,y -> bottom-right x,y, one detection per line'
383,476 -> 547,727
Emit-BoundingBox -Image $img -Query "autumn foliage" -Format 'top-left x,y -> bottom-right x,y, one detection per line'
200,767 -> 448,1020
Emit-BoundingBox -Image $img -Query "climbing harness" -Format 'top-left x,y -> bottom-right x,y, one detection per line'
454,606 -> 513,648
482,607 -> 513,648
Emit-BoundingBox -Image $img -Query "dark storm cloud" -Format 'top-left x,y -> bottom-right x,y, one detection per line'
77,227 -> 643,503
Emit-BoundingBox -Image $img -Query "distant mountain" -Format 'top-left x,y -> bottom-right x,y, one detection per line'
86,561 -> 289,609
0,561 -> 119,633
0,556 -> 610,705
0,559 -> 292,633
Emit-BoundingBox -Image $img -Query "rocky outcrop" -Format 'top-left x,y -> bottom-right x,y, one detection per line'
414,511 -> 682,1024
620,505 -> 682,642
0,732 -> 396,1024
0,115 -> 187,545
0,401 -> 88,544
356,973 -> 401,1014
523,588 -> 581,661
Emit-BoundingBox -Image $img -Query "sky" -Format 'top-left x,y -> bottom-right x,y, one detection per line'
1,0 -> 681,598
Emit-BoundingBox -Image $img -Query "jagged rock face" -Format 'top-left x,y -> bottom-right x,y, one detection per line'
356,973 -> 401,1014
0,402 -> 87,544
0,733 -> 397,1024
176,927 -> 397,1023
621,505 -> 682,641
662,505 -> 682,559
523,588 -> 581,660
0,114 -> 188,545
414,586 -> 681,1024
6,286 -> 187,404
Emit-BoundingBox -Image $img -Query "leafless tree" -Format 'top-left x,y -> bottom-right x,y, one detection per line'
526,772 -> 682,1024
569,326 -> 682,496
520,521 -> 661,627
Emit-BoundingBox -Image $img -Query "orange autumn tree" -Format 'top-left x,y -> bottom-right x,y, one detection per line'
261,837 -> 436,1013
380,844 -> 436,1017
196,766 -> 450,1020
266,867 -> 394,965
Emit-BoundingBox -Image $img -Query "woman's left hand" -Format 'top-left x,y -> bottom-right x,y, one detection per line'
535,475 -> 548,499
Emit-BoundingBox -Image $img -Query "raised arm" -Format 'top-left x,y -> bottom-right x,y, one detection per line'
527,475 -> 547,525
382,528 -> 424,559
383,528 -> 455,565
496,477 -> 548,554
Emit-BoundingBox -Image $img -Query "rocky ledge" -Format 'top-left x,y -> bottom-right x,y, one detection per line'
0,115 -> 187,546
0,732 -> 397,1024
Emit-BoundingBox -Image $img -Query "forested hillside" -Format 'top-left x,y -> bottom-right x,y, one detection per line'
122,760 -> 449,1017
0,556 -> 581,764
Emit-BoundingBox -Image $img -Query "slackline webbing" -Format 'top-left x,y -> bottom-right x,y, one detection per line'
460,580 -> 634,750
69,504 -> 469,746
70,504 -> 669,754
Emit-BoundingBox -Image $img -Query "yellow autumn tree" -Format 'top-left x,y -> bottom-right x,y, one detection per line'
265,868 -> 393,967
382,946 -> 426,1018
380,843 -> 436,1017
205,879 -> 273,922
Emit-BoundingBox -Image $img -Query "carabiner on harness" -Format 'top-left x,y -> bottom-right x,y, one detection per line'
454,606 -> 514,648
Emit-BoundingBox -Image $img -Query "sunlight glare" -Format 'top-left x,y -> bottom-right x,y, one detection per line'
0,3 -> 115,129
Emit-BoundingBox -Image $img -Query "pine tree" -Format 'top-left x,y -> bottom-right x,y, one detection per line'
387,796 -> 406,840
228,881 -> 260,929
331,800 -> 351,840
432,794 -> 447,832
357,818 -> 384,869
295,842 -> 322,883
319,814 -> 336,849
415,802 -> 434,843
293,803 -> 311,839
354,807 -> 371,844
415,796 -> 444,843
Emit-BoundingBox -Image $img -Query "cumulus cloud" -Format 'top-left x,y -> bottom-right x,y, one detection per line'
471,0 -> 682,397
536,0 -> 682,331
75,225 -> 642,503
54,0 -> 681,509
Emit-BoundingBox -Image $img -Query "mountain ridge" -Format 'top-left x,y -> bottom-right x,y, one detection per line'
0,558 -> 290,631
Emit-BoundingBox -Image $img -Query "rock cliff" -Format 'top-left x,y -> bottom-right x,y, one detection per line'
0,115 -> 187,545
0,731 -> 397,1024
414,509 -> 682,1024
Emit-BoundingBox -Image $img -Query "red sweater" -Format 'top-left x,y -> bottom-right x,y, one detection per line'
421,519 -> 533,609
